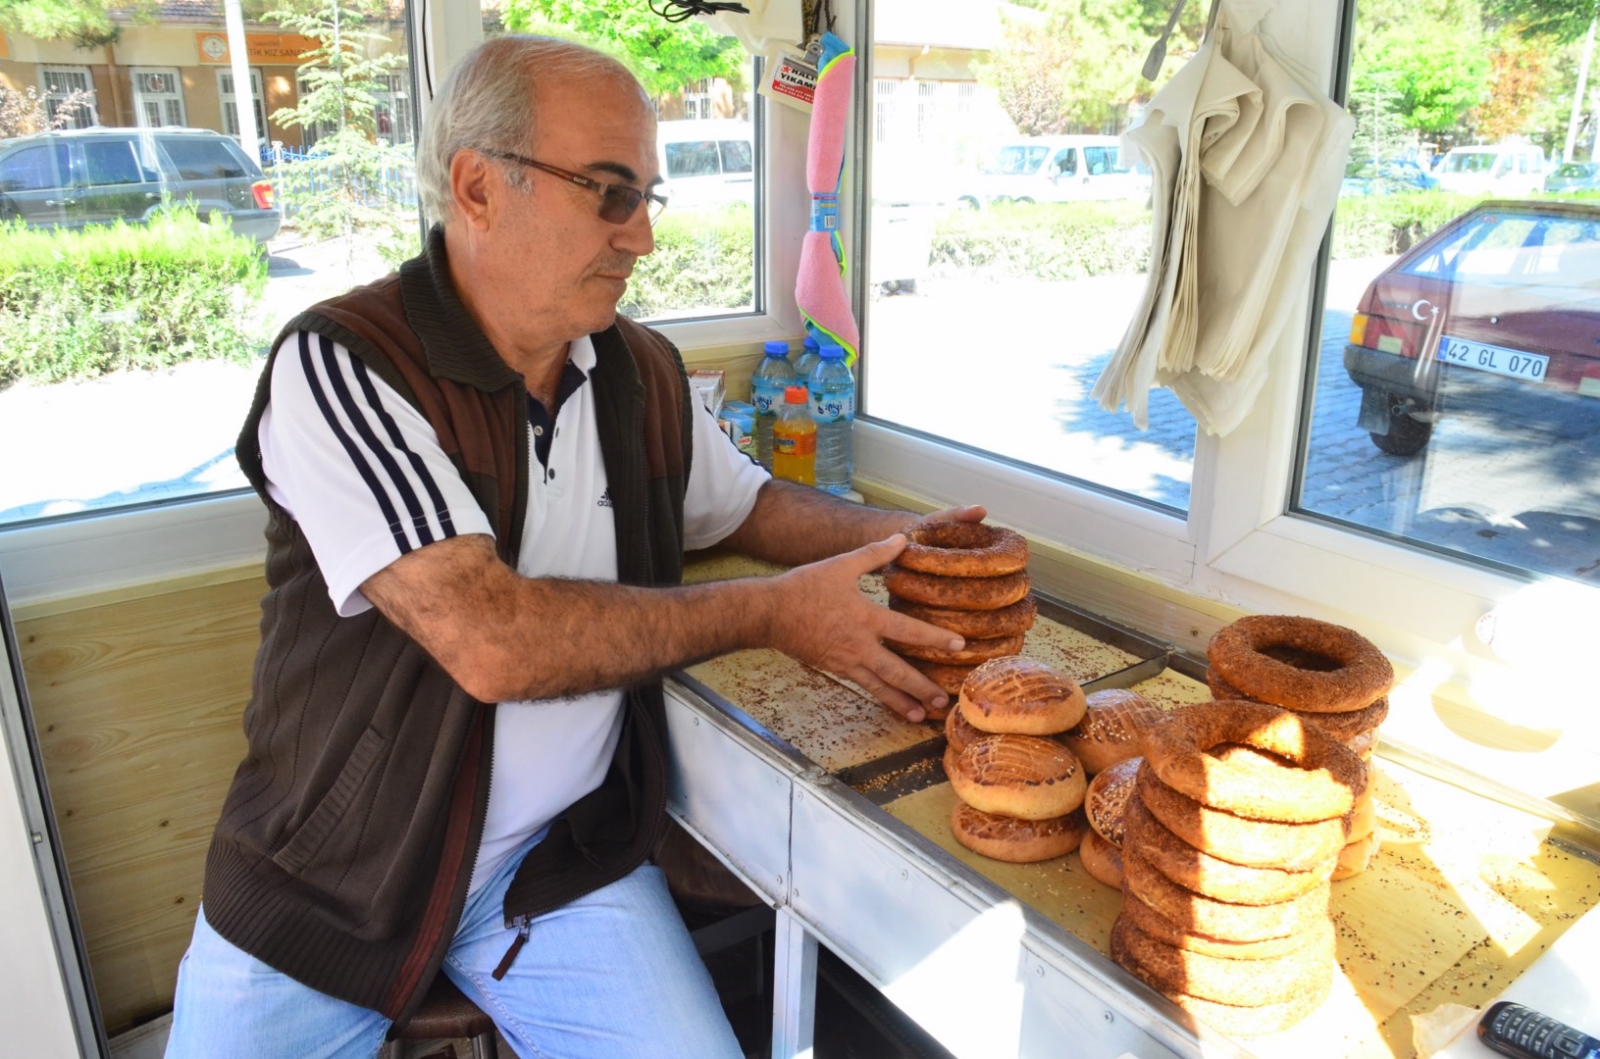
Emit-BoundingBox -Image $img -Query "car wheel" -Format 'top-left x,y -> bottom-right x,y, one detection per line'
1368,400 -> 1434,457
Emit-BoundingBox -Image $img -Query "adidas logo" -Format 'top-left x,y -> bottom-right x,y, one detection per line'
597,488 -> 613,508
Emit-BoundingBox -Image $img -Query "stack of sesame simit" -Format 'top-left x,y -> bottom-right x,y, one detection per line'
1204,615 -> 1395,880
1111,700 -> 1368,1036
941,657 -> 1092,863
881,522 -> 1035,720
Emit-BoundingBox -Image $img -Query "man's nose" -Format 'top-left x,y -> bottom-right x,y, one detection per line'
613,203 -> 655,256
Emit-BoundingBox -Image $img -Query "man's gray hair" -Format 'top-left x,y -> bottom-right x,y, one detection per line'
416,35 -> 645,224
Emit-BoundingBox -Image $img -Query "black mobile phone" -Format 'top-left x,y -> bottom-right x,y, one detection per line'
1477,1001 -> 1600,1059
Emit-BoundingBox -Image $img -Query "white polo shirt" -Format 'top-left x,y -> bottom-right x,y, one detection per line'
259,330 -> 768,892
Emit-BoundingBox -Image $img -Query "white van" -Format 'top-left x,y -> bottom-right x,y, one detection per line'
1432,142 -> 1546,196
958,135 -> 1150,207
655,119 -> 754,210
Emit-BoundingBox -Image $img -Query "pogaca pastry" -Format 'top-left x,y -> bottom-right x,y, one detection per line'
958,656 -> 1087,735
1079,756 -> 1140,889
950,802 -> 1086,863
1062,688 -> 1166,775
948,735 -> 1087,820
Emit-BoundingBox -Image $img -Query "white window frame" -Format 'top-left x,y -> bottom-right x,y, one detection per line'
216,67 -> 267,143
132,66 -> 186,128
6,0 -> 1583,705
37,65 -> 98,129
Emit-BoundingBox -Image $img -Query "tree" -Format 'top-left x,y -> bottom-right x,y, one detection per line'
1351,25 -> 1490,143
1472,31 -> 1553,142
500,0 -> 744,102
264,1 -> 412,266
975,0 -> 1151,135
0,82 -> 91,137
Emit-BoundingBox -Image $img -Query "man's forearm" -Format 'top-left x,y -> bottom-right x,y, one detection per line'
719,479 -> 918,566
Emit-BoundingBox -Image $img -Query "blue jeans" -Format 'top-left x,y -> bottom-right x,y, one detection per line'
164,840 -> 743,1059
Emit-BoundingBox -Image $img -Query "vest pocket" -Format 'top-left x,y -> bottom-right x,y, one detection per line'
271,725 -> 386,877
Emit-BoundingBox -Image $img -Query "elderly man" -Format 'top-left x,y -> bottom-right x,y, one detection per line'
165,33 -> 980,1059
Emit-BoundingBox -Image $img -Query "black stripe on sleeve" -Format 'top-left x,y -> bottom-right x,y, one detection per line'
347,356 -> 458,539
315,336 -> 437,550
298,334 -> 412,555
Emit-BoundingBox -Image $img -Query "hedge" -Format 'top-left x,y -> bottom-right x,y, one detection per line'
924,191 -> 1599,283
623,206 -> 755,318
0,212 -> 267,387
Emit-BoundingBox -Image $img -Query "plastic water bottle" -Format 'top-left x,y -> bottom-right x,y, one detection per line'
750,340 -> 794,471
809,344 -> 855,496
793,334 -> 821,386
771,385 -> 816,486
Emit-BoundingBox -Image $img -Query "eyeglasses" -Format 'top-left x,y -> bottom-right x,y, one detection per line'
476,148 -> 667,226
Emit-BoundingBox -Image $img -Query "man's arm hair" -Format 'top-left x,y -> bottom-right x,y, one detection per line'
361,530 -> 964,717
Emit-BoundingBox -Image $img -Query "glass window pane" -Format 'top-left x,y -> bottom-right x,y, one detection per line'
1,7 -> 421,528
864,0 -> 1198,511
1295,1 -> 1598,586
479,4 -> 759,324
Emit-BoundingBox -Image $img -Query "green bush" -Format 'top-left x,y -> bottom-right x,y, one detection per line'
929,200 -> 1152,281
623,206 -> 755,319
0,212 -> 267,387
1329,192 -> 1489,258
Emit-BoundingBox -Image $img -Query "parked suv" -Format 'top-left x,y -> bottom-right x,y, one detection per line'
0,127 -> 280,244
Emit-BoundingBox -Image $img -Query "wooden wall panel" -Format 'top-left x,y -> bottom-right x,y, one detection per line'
16,572 -> 265,1035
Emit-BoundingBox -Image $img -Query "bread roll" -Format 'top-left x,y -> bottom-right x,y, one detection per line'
957,656 -> 1087,735
1078,826 -> 1125,888
950,802 -> 1085,863
948,734 -> 1087,820
1062,688 -> 1166,774
1083,755 -> 1140,845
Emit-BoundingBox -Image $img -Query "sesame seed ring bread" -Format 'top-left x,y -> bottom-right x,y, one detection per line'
1064,688 -> 1168,775
1121,843 -> 1333,942
1118,885 -> 1313,960
912,659 -> 977,701
888,633 -> 1025,667
1160,975 -> 1334,1038
949,735 -> 1087,820
1110,914 -> 1335,1006
1345,790 -> 1377,843
944,697 -> 983,757
957,656 -> 1088,735
1110,918 -> 1332,1034
1142,701 -> 1367,823
1079,827 -> 1125,888
898,521 -> 1029,578
1332,831 -> 1381,881
882,564 -> 1031,611
1207,667 -> 1391,742
1124,796 -> 1335,906
1344,727 -> 1379,758
1136,763 -> 1349,870
950,802 -> 1086,863
1084,756 -> 1141,845
889,595 -> 1039,639
1206,615 -> 1395,714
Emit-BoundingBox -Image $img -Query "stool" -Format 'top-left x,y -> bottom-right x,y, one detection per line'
384,974 -> 499,1059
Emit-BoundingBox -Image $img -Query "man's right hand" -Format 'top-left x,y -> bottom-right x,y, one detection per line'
762,533 -> 964,723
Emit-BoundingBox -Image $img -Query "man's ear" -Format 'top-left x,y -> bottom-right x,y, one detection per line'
450,150 -> 494,230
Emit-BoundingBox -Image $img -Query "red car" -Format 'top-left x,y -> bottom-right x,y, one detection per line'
1343,200 -> 1600,455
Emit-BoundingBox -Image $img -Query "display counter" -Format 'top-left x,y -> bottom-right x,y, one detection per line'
667,552 -> 1600,1059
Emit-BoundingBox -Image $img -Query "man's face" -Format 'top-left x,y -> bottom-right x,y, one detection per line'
491,74 -> 660,343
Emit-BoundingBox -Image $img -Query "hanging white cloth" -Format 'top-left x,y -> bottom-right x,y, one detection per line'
1092,0 -> 1355,435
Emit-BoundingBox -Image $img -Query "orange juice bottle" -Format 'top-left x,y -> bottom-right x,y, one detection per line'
771,385 -> 817,486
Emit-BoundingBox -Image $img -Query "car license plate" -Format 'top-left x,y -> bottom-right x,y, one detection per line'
1436,336 -> 1549,382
